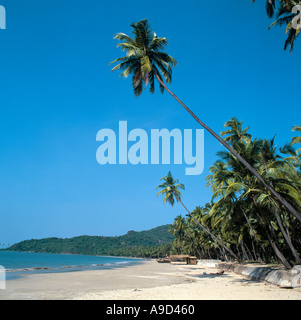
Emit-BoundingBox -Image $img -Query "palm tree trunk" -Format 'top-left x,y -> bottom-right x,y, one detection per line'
240,206 -> 262,247
240,238 -> 250,261
207,248 -> 212,259
273,209 -> 301,265
251,240 -> 262,263
251,195 -> 292,269
175,195 -> 240,261
155,74 -> 301,223
287,213 -> 301,248
261,151 -> 301,264
245,243 -> 255,261
269,238 -> 292,269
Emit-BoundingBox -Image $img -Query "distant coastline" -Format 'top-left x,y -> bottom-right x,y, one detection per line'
3,225 -> 173,259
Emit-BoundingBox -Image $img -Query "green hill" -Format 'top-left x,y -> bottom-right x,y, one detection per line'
6,225 -> 173,258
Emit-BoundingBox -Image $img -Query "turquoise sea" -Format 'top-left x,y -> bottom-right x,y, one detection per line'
0,251 -> 142,280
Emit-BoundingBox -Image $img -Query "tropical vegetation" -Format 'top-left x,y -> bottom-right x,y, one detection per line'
110,18 -> 300,225
253,0 -> 301,51
109,18 -> 300,268
163,119 -> 301,269
5,225 -> 173,258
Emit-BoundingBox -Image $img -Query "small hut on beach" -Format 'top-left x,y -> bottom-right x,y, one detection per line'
158,255 -> 197,265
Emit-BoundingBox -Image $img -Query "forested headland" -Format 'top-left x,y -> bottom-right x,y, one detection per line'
4,225 -> 173,258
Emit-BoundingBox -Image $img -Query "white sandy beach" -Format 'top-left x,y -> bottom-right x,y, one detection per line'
0,260 -> 300,300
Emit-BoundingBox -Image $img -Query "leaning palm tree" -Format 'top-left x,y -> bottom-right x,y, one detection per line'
156,171 -> 240,261
110,19 -> 301,222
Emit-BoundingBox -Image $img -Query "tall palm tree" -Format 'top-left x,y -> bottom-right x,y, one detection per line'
110,19 -> 301,223
170,215 -> 202,257
156,171 -> 240,260
220,117 -> 252,145
155,171 -> 184,207
109,19 -> 177,96
170,215 -> 187,254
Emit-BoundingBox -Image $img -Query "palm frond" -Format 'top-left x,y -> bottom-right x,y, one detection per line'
113,33 -> 138,46
149,36 -> 168,51
266,0 -> 276,18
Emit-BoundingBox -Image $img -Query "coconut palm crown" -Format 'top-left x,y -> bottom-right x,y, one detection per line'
156,171 -> 184,206
109,19 -> 177,96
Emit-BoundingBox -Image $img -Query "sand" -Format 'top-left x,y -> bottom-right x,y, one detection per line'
0,260 -> 300,300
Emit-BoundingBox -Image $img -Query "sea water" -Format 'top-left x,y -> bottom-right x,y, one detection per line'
0,251 -> 142,280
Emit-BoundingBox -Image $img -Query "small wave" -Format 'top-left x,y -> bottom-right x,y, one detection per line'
102,261 -> 137,267
6,259 -> 141,274
7,267 -> 55,272
60,264 -> 104,269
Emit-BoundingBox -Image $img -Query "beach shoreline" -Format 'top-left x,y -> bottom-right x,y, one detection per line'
0,260 -> 301,300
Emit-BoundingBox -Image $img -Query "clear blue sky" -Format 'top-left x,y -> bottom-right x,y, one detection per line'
0,0 -> 300,245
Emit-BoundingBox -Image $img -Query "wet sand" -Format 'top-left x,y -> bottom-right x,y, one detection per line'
0,260 -> 300,300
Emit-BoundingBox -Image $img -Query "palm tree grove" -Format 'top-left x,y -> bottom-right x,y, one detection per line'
157,121 -> 301,269
110,2 -> 301,269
